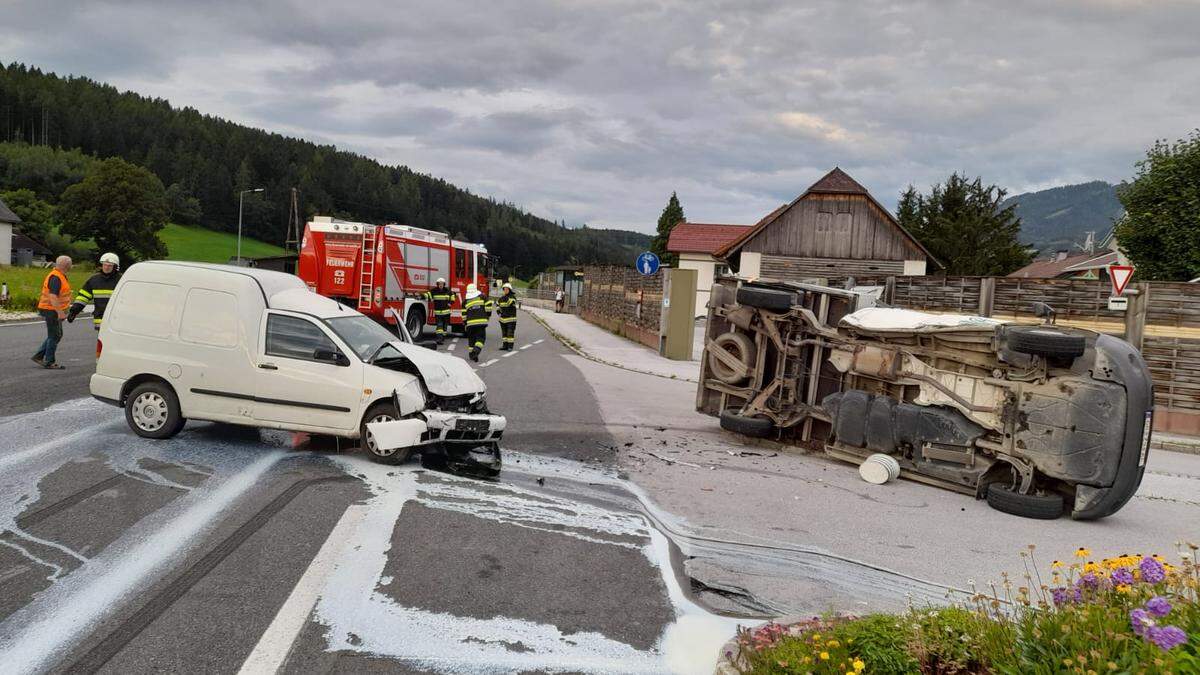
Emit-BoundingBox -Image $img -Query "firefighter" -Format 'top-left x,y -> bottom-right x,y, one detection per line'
32,255 -> 73,370
68,252 -> 121,331
463,283 -> 491,362
496,282 -> 518,350
423,277 -> 458,345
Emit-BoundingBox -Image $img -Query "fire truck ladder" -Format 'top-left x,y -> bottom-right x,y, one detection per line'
357,227 -> 377,311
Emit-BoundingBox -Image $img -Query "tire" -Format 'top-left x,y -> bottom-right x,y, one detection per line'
719,410 -> 774,438
708,331 -> 756,385
985,482 -> 1064,520
1005,326 -> 1086,360
360,402 -> 415,465
406,306 -> 425,340
736,285 -> 795,311
125,381 -> 186,439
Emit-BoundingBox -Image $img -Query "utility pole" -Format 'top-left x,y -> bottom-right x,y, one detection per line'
237,188 -> 264,265
285,187 -> 301,252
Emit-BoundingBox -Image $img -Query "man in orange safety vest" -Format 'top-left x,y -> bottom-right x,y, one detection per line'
32,255 -> 73,370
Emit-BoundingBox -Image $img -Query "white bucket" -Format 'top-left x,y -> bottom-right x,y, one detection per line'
859,453 -> 901,484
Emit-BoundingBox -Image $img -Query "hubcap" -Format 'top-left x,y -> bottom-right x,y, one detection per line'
366,414 -> 396,455
131,392 -> 169,431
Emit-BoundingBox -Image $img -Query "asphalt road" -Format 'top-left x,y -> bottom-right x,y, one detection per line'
0,312 -> 743,674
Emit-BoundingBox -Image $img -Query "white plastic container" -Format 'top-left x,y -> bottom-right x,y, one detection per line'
859,454 -> 901,484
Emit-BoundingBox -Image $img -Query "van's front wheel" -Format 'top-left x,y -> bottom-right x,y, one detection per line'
360,402 -> 415,465
125,382 -> 186,439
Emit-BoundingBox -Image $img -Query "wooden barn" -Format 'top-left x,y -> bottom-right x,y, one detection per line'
716,168 -> 939,280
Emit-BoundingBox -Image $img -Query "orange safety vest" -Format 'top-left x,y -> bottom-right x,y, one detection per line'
38,269 -> 72,313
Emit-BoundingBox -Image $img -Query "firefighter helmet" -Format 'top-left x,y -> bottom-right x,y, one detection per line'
465,283 -> 481,299
502,282 -> 512,290
436,277 -> 446,285
99,252 -> 120,269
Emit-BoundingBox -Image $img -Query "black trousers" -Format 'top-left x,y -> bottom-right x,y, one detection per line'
466,324 -> 486,357
500,321 -> 516,346
434,313 -> 450,340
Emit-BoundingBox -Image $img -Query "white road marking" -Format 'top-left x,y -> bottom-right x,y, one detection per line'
519,344 -> 532,350
0,421 -> 121,473
501,351 -> 516,358
447,343 -> 456,351
478,359 -> 499,368
239,505 -> 370,674
533,339 -> 545,345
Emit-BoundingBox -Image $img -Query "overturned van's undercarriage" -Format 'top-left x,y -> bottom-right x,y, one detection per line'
697,278 -> 1154,520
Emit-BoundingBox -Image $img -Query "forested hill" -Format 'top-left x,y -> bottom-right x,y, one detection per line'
1002,181 -> 1125,254
0,62 -> 649,274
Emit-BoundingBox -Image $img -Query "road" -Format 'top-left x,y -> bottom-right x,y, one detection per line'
0,314 -> 740,674
5,308 -> 1200,673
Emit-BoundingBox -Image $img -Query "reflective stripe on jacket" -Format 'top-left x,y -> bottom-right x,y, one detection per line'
38,269 -> 72,313
423,287 -> 458,315
72,271 -> 120,324
464,296 -> 491,326
495,293 -> 517,322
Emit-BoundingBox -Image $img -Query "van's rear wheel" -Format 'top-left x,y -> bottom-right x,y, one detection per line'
125,382 -> 186,439
406,306 -> 426,339
361,402 -> 415,465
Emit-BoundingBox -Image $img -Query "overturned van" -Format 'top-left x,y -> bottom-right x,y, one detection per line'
697,278 -> 1153,520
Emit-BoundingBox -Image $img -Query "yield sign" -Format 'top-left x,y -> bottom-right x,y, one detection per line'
1109,265 -> 1135,295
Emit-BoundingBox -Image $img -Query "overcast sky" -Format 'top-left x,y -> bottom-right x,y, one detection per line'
3,0 -> 1198,232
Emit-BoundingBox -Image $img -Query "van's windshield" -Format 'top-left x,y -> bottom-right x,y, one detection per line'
324,315 -> 400,361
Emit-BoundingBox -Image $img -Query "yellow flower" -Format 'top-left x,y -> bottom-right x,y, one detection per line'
1084,562 -> 1099,574
820,651 -> 830,660
1116,584 -> 1132,594
1052,560 -> 1064,569
827,639 -> 840,648
854,659 -> 866,671
1076,547 -> 1091,559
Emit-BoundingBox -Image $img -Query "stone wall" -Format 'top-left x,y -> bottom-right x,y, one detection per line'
576,265 -> 663,349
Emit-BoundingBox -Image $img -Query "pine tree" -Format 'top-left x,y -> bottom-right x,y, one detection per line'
650,191 -> 684,267
900,174 -> 1032,276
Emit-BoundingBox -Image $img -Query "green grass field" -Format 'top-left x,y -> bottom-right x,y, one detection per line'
0,264 -> 94,312
160,223 -> 287,263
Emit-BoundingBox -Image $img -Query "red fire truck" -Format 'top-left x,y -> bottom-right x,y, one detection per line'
297,216 -> 492,337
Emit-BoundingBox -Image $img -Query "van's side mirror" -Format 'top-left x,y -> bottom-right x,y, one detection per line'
313,347 -> 350,366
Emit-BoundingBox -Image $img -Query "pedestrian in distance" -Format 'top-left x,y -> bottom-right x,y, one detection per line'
423,277 -> 458,345
68,252 -> 121,332
496,282 -> 518,350
463,283 -> 492,362
32,255 -> 73,370
554,288 -> 565,313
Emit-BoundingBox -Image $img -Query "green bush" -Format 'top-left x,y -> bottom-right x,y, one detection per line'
732,546 -> 1200,674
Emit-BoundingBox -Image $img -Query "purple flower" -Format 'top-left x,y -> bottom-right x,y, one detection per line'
1111,567 -> 1134,586
1145,596 -> 1172,618
1140,556 -> 1166,584
1051,588 -> 1069,606
1072,587 -> 1083,603
1078,572 -> 1101,589
1147,625 -> 1188,651
1130,608 -> 1154,637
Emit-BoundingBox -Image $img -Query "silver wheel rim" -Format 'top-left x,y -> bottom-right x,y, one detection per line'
366,413 -> 397,456
132,392 -> 169,432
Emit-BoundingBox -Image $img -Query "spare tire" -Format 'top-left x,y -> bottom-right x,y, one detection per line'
985,483 -> 1064,520
1006,326 -> 1086,360
736,285 -> 795,311
708,331 -> 756,384
720,410 -> 774,438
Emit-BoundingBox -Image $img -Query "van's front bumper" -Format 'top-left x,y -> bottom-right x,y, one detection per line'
422,411 -> 506,444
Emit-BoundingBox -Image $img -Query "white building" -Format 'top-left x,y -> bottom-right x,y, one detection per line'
666,221 -> 751,317
0,195 -> 18,267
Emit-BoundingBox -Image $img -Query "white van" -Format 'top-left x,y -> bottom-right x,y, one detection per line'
90,261 -> 505,466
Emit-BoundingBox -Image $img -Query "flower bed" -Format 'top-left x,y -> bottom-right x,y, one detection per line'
730,544 -> 1199,674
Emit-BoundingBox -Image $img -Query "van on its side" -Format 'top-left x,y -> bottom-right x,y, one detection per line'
90,261 -> 504,466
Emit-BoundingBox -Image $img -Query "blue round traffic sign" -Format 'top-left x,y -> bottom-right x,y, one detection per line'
636,251 -> 660,276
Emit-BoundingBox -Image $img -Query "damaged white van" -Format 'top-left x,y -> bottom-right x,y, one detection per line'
90,262 -> 505,470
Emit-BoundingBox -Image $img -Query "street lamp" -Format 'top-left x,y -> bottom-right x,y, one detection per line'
237,188 -> 264,265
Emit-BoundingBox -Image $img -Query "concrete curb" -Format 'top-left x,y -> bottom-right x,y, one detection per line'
525,309 -> 699,384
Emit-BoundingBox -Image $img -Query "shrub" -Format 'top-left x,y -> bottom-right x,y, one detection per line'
732,544 -> 1199,675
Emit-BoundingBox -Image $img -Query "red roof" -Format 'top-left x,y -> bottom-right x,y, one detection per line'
667,221 -> 751,255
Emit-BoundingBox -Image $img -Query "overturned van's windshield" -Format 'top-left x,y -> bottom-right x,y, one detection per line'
325,314 -> 400,360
